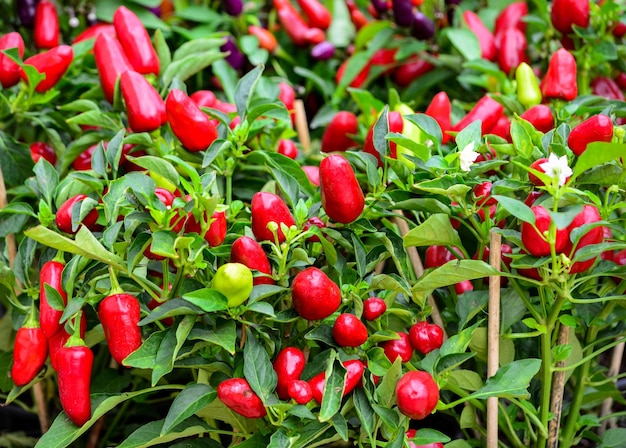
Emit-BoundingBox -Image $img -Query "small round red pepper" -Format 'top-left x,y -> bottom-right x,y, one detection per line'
567,115 -> 614,157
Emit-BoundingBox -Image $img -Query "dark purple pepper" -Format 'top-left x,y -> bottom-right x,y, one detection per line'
311,41 -> 335,60
17,0 -> 40,26
145,5 -> 162,17
220,36 -> 245,71
371,0 -> 389,13
392,0 -> 415,27
411,11 -> 435,40
224,0 -> 244,16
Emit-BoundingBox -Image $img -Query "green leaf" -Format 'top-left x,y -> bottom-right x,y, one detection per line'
153,28 -> 172,74
373,106 -> 389,158
160,51 -> 227,90
573,142 -> 626,177
188,320 -> 237,354
469,358 -> 542,400
403,213 -> 462,248
181,288 -> 229,313
235,64 -> 264,119
118,416 -> 212,448
376,357 -> 403,408
202,139 -> 232,168
409,428 -> 451,445
152,316 -> 195,386
353,388 -> 375,439
319,355 -> 345,422
405,113 -> 442,148
445,28 -> 481,61
243,328 -> 278,404
327,0 -> 355,48
172,37 -> 226,62
446,369 -> 484,392
413,175 -> 471,197
139,298 -> 204,326
492,195 -> 535,224
161,384 -> 217,435
122,330 -> 167,369
0,131 -> 34,188
126,155 -> 180,189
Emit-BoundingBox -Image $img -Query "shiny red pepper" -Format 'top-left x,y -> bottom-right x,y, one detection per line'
33,0 -> 59,49
297,0 -> 331,30
567,114 -> 614,156
274,0 -> 313,46
247,25 -> 278,52
251,192 -> 296,243
540,48 -> 577,101
165,89 -> 219,152
495,27 -> 527,75
49,313 -> 87,371
55,194 -> 99,234
550,0 -> 590,35
425,91 -> 452,144
452,95 -> 504,135
346,0 -> 369,30
120,70 -> 166,133
56,336 -> 93,426
230,236 -> 274,285
184,210 -> 228,247
113,6 -> 159,75
462,11 -> 496,61
72,23 -> 117,44
94,33 -> 133,103
30,141 -> 57,165
273,347 -> 306,400
308,359 -> 365,404
392,57 -> 434,87
490,115 -> 511,141
22,45 -> 73,93
321,111 -> 359,153
520,105 -> 555,134
494,1 -> 528,35
590,77 -> 624,101
11,323 -> 48,387
98,293 -> 142,365
0,32 -> 25,88
363,110 -> 404,166
39,260 -> 68,339
320,154 -> 365,224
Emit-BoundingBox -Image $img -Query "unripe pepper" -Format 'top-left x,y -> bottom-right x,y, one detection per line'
56,336 -> 93,426
39,260 -> 68,338
273,347 -> 306,400
217,378 -> 267,418
452,95 -> 504,135
551,0 -> 589,34
567,115 -> 614,156
321,111 -> 359,153
165,89 -> 218,152
94,33 -> 133,103
494,1 -> 528,35
22,45 -> 73,93
247,25 -> 277,52
221,36 -> 245,71
320,154 -> 365,224
291,267 -> 341,320
425,91 -> 452,144
56,194 -> 99,234
33,0 -> 59,49
98,293 -> 142,365
121,70 -> 166,133
11,323 -> 48,387
0,32 -> 25,88
309,359 -> 365,404
251,192 -> 296,243
273,0 -> 313,46
297,0 -> 331,30
515,62 -> 542,108
113,6 -> 159,75
520,105 -> 554,133
230,236 -> 274,285
540,49 -> 577,101
462,11 -> 496,61
495,27 -> 526,76
411,12 -> 436,40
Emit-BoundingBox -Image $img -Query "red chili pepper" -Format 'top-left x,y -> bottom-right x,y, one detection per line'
332,313 -> 368,347
362,110 -> 404,166
590,76 -> 625,101
11,323 -> 48,387
165,89 -> 219,152
72,23 -> 117,44
277,139 -> 299,159
39,260 -> 68,338
346,0 -> 369,29
250,192 -> 296,243
113,6 -> 160,75
273,347 -> 306,400
0,32 -> 25,88
49,313 -> 87,371
490,115 -> 511,141
190,89 -> 217,108
302,216 -> 325,242
425,91 -> 452,144
185,210 -> 228,247
336,59 -> 370,88
33,0 -> 60,49
21,45 -> 73,93
321,111 -> 359,153
274,0 -> 313,46
616,73 -> 626,90
540,48 -> 577,101
29,141 -> 57,165
363,297 -> 387,320
521,205 -> 569,256
462,11 -> 496,61
217,378 -> 267,418
520,105 -> 555,134
55,194 -> 99,234
94,33 -> 133,103
320,154 -> 365,224
302,165 -> 320,186
494,1 -> 528,35
120,70 -> 166,133
567,114 -> 614,156
248,25 -> 278,52
409,321 -> 443,355
452,95 -> 504,135
98,293 -> 142,365
56,336 -> 93,426
495,27 -> 527,76
381,332 -> 413,363
308,359 -> 365,404
550,0 -> 589,35
392,57 -> 434,87
291,267 -> 341,321
288,380 -> 313,404
297,0 -> 331,30
230,236 -> 274,285
564,205 -> 603,273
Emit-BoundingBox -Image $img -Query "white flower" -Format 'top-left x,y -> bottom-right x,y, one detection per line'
539,153 -> 572,186
459,142 -> 480,172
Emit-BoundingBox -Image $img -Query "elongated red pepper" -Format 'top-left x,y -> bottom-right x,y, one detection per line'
273,0 -> 312,46
495,27 -> 527,75
392,57 -> 434,87
11,320 -> 48,387
230,236 -> 274,285
21,45 -> 73,93
567,115 -> 614,156
33,0 -> 59,49
346,0 -> 369,30
49,313 -> 87,371
113,6 -> 159,75
94,33 -> 133,103
551,0 -> 589,34
251,192 -> 296,243
520,105 -> 554,133
452,95 -> 504,135
248,25 -> 278,52
463,11 -> 496,61
297,0 -> 331,30
56,336 -> 93,426
308,359 -> 365,404
320,154 -> 365,224
321,111 -> 359,153
165,89 -> 218,152
39,260 -> 68,338
425,91 -> 452,144
120,70 -> 166,133
540,48 -> 577,101
494,1 -> 528,35
98,293 -> 142,365
0,32 -> 25,88
56,194 -> 99,234
591,77 -> 624,101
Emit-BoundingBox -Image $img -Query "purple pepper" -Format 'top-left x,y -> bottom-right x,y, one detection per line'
17,0 -> 39,26
224,0 -> 244,16
411,11 -> 435,40
391,0 -> 415,27
221,36 -> 245,71
311,41 -> 335,60
145,5 -> 162,17
371,0 -> 389,13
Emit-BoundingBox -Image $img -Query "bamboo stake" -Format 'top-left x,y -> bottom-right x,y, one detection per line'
392,211 -> 447,339
0,166 -> 50,433
487,230 -> 501,448
293,99 -> 311,155
548,325 -> 570,448
600,340 -> 625,433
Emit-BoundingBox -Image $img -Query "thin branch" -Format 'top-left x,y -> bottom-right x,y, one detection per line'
487,230 -> 501,448
293,99 -> 310,156
547,324 -> 570,448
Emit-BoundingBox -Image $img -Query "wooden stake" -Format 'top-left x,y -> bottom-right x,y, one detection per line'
293,99 -> 311,155
600,340 -> 625,433
0,166 -> 50,434
548,325 -> 570,448
392,211 -> 447,340
487,230 -> 502,448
